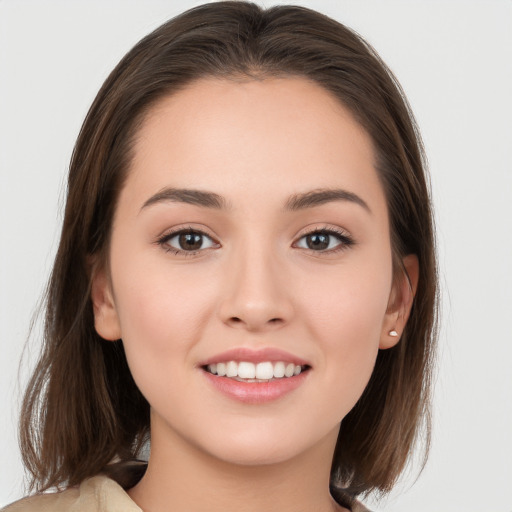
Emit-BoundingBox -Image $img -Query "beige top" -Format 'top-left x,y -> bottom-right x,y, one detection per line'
2,476 -> 141,512
2,475 -> 370,512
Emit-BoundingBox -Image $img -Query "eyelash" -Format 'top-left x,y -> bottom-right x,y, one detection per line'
294,227 -> 355,254
156,227 -> 218,256
156,226 -> 355,256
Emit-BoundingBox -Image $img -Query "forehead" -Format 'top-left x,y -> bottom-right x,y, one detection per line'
122,77 -> 386,217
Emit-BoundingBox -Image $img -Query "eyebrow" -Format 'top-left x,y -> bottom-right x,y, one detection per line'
141,187 -> 229,211
140,186 -> 370,214
284,188 -> 371,213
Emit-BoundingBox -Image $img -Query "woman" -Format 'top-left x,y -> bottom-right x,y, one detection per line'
3,2 -> 437,511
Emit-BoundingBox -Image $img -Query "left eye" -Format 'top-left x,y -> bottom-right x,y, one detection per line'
295,231 -> 347,251
162,230 -> 216,252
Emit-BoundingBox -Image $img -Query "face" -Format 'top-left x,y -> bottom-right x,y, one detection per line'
93,77 -> 409,467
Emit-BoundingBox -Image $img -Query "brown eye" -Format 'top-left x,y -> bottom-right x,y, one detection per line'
178,232 -> 203,250
295,229 -> 354,252
305,233 -> 330,250
161,230 -> 216,253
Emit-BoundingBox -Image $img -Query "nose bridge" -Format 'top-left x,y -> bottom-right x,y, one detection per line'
219,232 -> 293,330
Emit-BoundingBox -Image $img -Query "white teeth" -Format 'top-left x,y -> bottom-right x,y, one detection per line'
273,361 -> 285,378
238,362 -> 256,379
256,362 -> 274,380
226,361 -> 238,378
216,362 -> 226,376
205,360 -> 306,380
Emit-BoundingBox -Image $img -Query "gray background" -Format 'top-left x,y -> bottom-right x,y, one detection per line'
1,1 -> 511,510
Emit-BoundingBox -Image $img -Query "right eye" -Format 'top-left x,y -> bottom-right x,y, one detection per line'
158,229 -> 218,255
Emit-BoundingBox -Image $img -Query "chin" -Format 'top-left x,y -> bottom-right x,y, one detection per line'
205,440 -> 305,467
191,420 -> 338,469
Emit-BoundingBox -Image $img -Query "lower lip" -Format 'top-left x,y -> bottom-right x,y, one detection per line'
202,369 -> 309,404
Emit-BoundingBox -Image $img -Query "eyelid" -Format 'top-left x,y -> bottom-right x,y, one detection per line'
293,225 -> 355,254
154,223 -> 354,257
156,225 -> 220,256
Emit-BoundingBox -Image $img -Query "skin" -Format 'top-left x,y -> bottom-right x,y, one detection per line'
92,77 -> 417,512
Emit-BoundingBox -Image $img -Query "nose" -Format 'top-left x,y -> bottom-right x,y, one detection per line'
218,243 -> 294,332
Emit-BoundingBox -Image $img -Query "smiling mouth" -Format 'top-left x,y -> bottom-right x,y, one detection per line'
203,361 -> 310,382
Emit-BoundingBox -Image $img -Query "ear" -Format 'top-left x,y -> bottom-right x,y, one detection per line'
380,254 -> 419,349
90,265 -> 122,341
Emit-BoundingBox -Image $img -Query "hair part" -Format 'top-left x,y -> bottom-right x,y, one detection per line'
20,1 -> 438,498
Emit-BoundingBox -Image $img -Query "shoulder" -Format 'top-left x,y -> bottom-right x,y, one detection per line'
351,499 -> 372,512
1,486 -> 80,512
330,486 -> 372,512
1,475 -> 141,512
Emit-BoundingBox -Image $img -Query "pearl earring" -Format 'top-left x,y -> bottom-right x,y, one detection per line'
389,330 -> 398,337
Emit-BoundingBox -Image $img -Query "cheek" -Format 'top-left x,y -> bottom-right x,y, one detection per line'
299,259 -> 392,406
108,251 -> 219,376
303,257 -> 391,340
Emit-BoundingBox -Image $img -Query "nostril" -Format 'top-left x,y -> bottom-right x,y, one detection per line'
224,314 -> 287,330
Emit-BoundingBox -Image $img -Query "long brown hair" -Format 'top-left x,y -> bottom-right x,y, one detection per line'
20,1 -> 438,498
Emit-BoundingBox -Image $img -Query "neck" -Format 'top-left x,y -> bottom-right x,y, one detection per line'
128,416 -> 346,512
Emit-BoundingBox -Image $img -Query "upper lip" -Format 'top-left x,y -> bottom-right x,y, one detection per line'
198,347 -> 310,367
